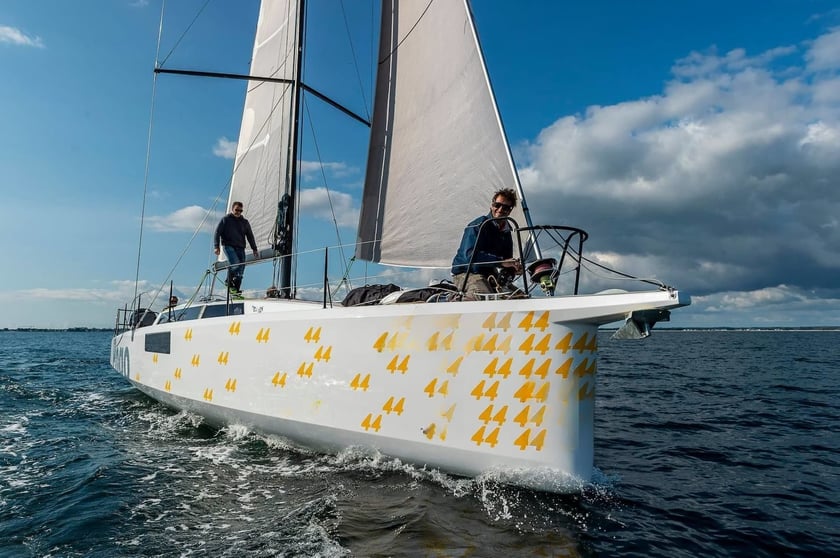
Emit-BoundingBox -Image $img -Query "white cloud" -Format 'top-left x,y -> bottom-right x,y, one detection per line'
805,27 -> 840,72
300,160 -> 357,180
812,76 -> 840,104
799,121 -> 839,148
520,28 -> 840,302
298,187 -> 358,228
15,287 -> 125,302
146,205 -> 218,233
213,137 -> 237,159
0,280 -> 193,328
6,280 -> 153,305
0,25 -> 44,48
691,285 -> 840,327
713,285 -> 801,309
12,280 -> 169,303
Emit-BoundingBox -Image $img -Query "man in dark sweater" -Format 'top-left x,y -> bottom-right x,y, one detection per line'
214,201 -> 259,296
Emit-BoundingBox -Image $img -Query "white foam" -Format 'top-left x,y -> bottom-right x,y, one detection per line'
220,423 -> 251,440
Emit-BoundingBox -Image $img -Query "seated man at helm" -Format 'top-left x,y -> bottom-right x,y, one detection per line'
450,188 -> 523,299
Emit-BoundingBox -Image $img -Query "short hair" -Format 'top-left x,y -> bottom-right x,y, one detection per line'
493,188 -> 517,208
232,201 -> 243,209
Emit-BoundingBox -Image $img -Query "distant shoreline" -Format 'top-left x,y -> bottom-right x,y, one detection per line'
3,327 -> 839,333
1,327 -> 112,332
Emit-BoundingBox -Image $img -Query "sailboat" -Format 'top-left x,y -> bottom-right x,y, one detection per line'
110,0 -> 690,493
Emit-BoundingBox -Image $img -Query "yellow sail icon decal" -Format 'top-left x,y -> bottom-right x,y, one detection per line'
256,328 -> 270,343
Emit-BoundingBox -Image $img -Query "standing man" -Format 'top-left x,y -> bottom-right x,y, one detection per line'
214,201 -> 259,296
451,188 -> 523,299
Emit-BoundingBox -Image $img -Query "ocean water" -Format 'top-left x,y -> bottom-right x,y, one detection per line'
0,329 -> 837,557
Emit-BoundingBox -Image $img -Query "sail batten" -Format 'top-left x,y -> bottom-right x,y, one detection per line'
357,0 -> 528,268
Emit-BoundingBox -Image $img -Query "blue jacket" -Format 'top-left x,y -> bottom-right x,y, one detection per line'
451,214 -> 514,275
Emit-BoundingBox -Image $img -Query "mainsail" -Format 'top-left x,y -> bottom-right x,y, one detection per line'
357,0 -> 529,268
227,0 -> 300,258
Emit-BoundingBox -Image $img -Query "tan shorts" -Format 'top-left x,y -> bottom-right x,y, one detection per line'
452,273 -> 494,298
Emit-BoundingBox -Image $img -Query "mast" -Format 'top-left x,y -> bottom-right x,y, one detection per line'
279,0 -> 306,299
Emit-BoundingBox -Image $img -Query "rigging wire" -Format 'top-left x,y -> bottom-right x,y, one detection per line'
293,0 -> 376,296
578,254 -> 667,289
303,98 -> 349,265
290,0 -> 370,297
134,1 -> 313,307
133,0 -> 168,308
339,0 -> 372,122
192,89 -> 289,294
157,0 -> 212,68
559,241 -> 668,290
378,0 -> 435,64
133,0 -> 236,310
332,255 -> 356,298
525,228 -> 669,292
143,85 -> 290,308
140,2 -> 441,306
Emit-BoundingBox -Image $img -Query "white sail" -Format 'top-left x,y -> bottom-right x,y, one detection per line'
357,0 -> 528,268
227,0 -> 299,256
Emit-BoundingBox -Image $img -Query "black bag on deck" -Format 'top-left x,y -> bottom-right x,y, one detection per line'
341,283 -> 401,306
394,286 -> 454,303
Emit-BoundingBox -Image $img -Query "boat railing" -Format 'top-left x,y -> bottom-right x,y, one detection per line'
136,222 -> 685,317
456,220 -> 589,299
115,223 -> 670,320
114,220 -> 681,322
516,225 -> 589,296
113,292 -> 158,336
197,224 -> 593,306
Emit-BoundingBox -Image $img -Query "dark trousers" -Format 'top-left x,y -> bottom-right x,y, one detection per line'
223,245 -> 246,290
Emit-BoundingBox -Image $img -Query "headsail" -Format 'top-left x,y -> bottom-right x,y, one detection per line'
357,0 -> 530,268
227,0 -> 299,258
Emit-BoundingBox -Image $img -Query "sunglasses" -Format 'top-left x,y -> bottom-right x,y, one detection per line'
492,201 -> 513,211
233,208 -> 243,213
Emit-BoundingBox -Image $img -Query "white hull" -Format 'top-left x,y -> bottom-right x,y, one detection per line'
110,289 -> 688,492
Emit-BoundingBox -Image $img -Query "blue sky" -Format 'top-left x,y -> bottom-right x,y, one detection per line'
1,0 -> 839,329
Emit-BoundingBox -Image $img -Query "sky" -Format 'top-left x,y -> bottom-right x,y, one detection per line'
1,0 -> 839,329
